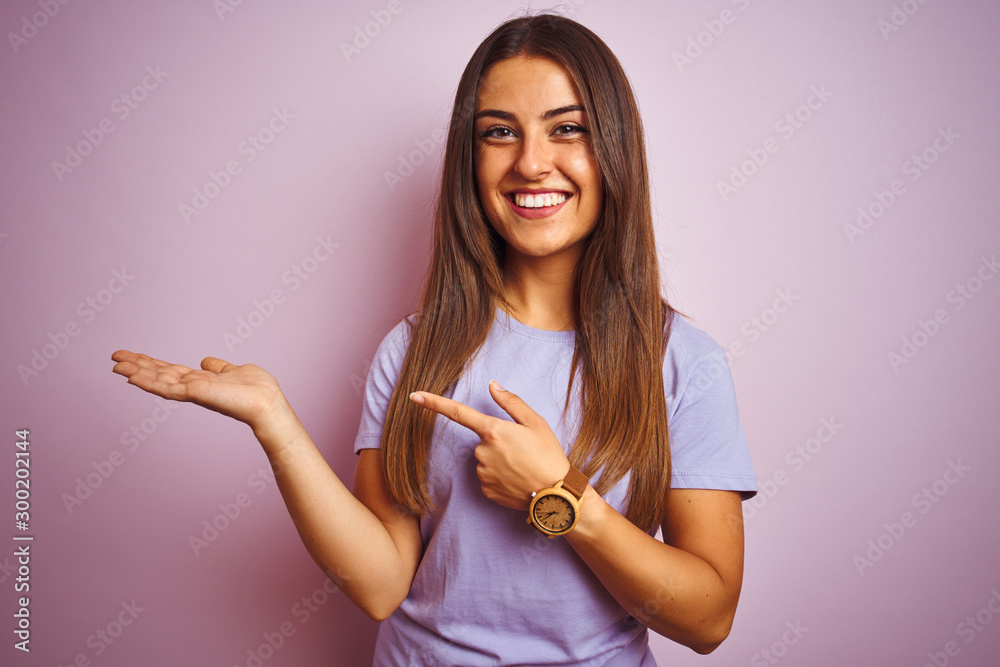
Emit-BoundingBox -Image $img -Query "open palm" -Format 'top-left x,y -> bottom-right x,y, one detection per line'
110,350 -> 283,430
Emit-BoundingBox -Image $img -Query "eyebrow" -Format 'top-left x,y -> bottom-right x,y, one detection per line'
473,104 -> 585,122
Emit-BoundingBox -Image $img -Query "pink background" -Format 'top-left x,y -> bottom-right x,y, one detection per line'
2,0 -> 999,665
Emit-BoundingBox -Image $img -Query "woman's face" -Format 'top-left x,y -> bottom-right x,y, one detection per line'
473,55 -> 602,268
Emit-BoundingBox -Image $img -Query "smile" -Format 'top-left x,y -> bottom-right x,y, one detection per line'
505,191 -> 572,219
510,192 -> 568,208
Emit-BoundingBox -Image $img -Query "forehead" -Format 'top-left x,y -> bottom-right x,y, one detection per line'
476,55 -> 582,113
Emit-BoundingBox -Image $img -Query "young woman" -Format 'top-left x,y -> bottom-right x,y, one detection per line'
112,13 -> 757,665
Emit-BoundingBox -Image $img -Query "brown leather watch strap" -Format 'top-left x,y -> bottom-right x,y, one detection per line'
561,465 -> 589,500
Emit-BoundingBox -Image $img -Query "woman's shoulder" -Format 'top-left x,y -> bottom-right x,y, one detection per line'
375,311 -> 417,348
364,312 -> 418,379
664,309 -> 726,365
662,309 -> 736,406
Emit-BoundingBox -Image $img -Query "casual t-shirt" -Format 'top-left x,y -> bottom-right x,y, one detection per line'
354,307 -> 758,665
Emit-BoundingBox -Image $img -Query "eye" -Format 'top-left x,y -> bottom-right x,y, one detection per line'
554,123 -> 588,136
479,125 -> 515,139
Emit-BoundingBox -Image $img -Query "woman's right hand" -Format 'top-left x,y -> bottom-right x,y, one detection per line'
112,349 -> 422,619
110,350 -> 285,434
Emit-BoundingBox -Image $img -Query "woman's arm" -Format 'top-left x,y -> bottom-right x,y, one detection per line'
254,399 -> 422,620
111,351 -> 421,621
410,380 -> 746,653
566,486 -> 744,653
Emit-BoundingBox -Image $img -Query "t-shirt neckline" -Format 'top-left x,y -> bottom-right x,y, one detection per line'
494,306 -> 576,342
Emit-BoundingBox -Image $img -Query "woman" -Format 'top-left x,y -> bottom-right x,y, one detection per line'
112,13 -> 757,665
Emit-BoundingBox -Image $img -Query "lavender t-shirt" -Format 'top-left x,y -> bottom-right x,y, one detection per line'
354,307 -> 758,665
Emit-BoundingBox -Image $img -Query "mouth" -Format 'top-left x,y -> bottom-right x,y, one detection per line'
506,191 -> 570,208
504,191 -> 572,218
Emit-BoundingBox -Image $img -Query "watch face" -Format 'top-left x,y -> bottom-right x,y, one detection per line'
532,494 -> 576,533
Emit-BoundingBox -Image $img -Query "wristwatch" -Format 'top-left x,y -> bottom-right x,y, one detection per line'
527,465 -> 589,538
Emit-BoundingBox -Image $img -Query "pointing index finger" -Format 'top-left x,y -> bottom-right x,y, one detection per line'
410,391 -> 492,436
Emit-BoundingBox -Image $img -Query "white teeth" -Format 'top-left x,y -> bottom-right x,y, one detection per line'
513,192 -> 567,208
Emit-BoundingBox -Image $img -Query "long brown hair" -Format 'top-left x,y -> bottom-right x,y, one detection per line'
380,13 -> 675,533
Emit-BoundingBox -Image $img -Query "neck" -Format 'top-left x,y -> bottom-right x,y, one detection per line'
500,249 -> 579,331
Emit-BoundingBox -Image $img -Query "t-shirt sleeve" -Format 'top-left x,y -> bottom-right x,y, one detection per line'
666,321 -> 758,500
354,317 -> 412,454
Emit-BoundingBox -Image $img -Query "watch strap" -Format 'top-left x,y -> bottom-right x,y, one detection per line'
561,465 -> 588,500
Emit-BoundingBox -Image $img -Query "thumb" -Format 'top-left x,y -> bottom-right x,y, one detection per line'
488,380 -> 538,426
201,356 -> 236,374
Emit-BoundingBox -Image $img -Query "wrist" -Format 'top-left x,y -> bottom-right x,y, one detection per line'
565,483 -> 610,544
251,392 -> 307,460
526,464 -> 588,538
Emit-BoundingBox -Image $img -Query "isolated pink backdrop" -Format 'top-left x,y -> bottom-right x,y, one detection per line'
2,1 -> 999,665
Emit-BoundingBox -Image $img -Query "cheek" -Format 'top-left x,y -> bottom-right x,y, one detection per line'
475,154 -> 504,196
566,152 -> 601,189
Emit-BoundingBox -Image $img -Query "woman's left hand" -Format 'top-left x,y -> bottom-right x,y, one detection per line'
409,380 -> 570,510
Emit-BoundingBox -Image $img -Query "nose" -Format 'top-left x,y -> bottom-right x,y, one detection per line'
514,130 -> 553,181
